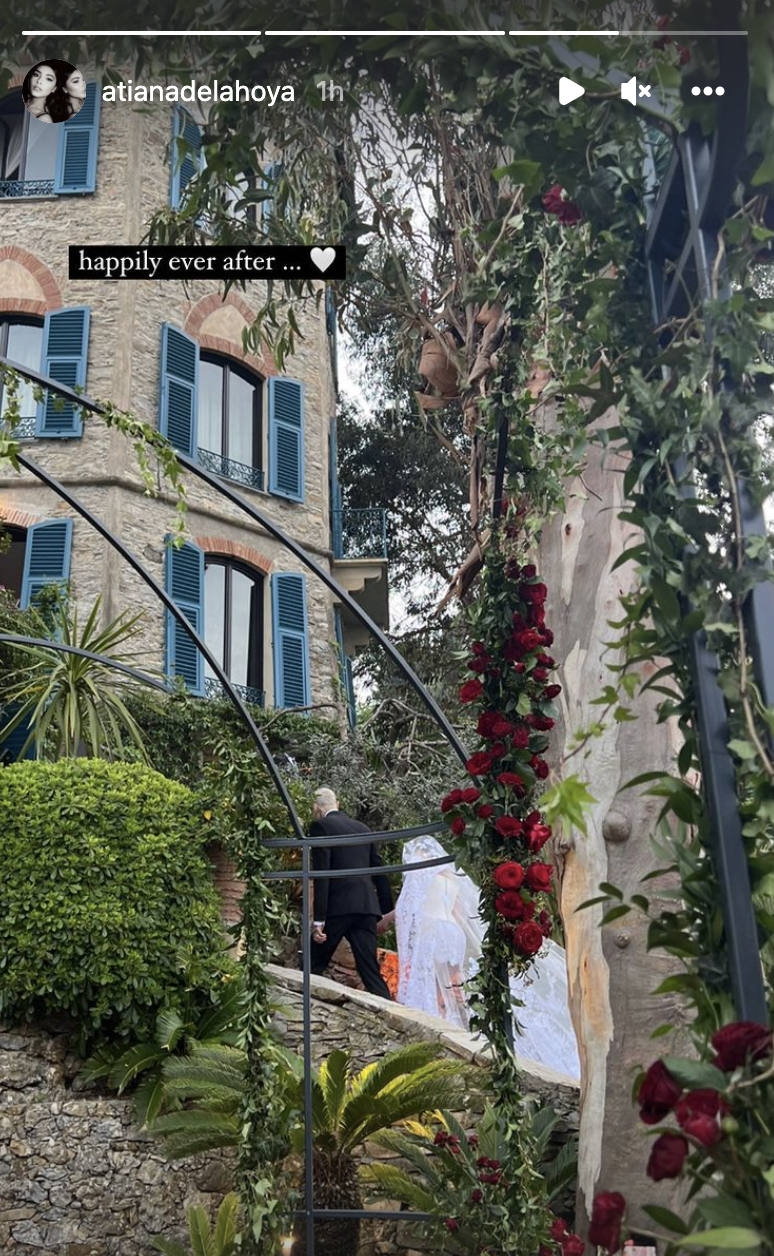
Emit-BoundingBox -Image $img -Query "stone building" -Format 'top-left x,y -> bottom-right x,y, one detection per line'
0,74 -> 388,725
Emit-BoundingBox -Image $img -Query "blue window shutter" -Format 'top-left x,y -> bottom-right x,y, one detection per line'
271,573 -> 310,710
268,377 -> 304,502
20,519 -> 73,609
35,307 -> 90,438
164,540 -> 204,695
0,706 -> 36,763
329,416 -> 343,556
334,607 -> 356,730
170,107 -> 203,209
159,324 -> 199,456
54,82 -> 101,193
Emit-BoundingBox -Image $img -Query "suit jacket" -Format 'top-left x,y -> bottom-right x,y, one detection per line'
309,810 -> 393,923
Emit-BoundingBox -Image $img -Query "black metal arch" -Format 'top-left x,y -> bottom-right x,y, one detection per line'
0,357 -> 476,1254
0,633 -> 169,691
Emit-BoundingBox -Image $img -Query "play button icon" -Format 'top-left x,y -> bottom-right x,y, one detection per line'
559,76 -> 585,106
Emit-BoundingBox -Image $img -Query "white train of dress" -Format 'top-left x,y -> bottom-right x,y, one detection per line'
395,835 -> 580,1078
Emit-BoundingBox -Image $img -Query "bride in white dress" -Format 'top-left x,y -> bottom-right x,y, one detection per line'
393,834 -> 580,1078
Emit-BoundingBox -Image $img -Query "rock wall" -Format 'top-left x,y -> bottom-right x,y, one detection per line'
0,970 -> 580,1255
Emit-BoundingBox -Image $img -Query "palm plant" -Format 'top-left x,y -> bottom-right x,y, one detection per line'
0,589 -> 150,760
150,1040 -> 480,1256
83,975 -> 245,1127
361,1103 -> 579,1253
153,1191 -> 240,1256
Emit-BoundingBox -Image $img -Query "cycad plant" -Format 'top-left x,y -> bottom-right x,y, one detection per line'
150,1040 -> 479,1256
0,590 -> 150,760
361,1103 -> 579,1253
83,975 -> 245,1127
153,1191 -> 239,1256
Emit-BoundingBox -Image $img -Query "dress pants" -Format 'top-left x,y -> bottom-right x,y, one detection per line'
310,912 -> 392,1000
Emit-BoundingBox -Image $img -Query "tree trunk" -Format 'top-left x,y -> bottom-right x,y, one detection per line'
539,427 -> 691,1240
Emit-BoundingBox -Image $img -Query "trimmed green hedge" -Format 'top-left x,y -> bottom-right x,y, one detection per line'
0,759 -> 231,1047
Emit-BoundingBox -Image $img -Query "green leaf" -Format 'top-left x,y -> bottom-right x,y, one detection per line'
697,1199 -> 757,1231
662,1057 -> 728,1092
751,153 -> 774,186
642,1205 -> 690,1235
600,904 -> 632,926
680,1228 -> 761,1250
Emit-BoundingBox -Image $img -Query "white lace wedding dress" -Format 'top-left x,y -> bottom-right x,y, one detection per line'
395,835 -> 580,1078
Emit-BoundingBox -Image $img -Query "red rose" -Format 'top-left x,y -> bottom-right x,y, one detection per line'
450,817 -> 466,836
441,789 -> 463,813
466,751 -> 493,776
477,711 -> 501,738
544,684 -> 562,700
512,921 -> 545,956
588,1192 -> 626,1255
495,890 -> 526,920
537,653 -> 555,667
532,758 -> 550,780
532,715 -> 555,731
538,909 -> 553,937
497,771 -> 525,792
525,862 -> 553,892
467,657 -> 491,674
711,1022 -> 773,1072
514,662 -> 526,674
681,1113 -> 721,1148
516,629 -> 541,653
445,1218 -> 459,1233
470,1188 -> 483,1204
434,1131 -> 449,1146
461,787 -> 481,804
646,1132 -> 689,1182
478,804 -> 494,819
495,815 -> 524,839
459,678 -> 483,704
544,183 -> 566,214
637,1060 -> 683,1125
542,628 -> 555,646
678,44 -> 691,65
532,667 -> 549,683
512,725 -> 530,749
521,582 -> 547,605
489,741 -> 507,760
528,602 -> 546,627
562,1237 -> 585,1256
471,641 -> 487,655
492,719 -> 515,737
526,823 -> 552,853
550,1218 -> 569,1240
493,861 -> 525,890
522,564 -> 537,578
675,1089 -> 727,1126
557,198 -> 583,226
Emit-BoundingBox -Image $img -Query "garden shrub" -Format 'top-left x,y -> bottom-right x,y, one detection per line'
0,758 -> 232,1048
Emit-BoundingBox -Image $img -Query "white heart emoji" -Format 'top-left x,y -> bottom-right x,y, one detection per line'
310,246 -> 336,273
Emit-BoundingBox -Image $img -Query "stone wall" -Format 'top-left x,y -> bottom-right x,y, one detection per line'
0,970 -> 579,1255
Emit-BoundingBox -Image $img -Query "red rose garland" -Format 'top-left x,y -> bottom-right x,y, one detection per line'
440,532 -> 561,963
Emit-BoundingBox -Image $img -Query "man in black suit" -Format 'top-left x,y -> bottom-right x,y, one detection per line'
309,787 -> 393,999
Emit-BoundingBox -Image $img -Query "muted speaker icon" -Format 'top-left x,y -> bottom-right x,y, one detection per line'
621,76 -> 637,104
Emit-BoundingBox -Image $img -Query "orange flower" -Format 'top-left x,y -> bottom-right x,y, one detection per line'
378,949 -> 399,999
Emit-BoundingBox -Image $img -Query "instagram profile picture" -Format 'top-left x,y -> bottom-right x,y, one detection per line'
22,60 -> 87,125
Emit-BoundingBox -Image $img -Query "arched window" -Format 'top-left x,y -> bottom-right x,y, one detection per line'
204,557 -> 264,703
199,354 -> 263,482
0,316 -> 43,425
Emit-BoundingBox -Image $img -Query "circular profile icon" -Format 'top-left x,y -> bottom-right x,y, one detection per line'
22,61 -> 87,125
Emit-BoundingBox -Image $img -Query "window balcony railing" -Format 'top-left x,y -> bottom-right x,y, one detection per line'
0,179 -> 55,199
204,677 -> 265,708
332,507 -> 388,560
4,416 -> 36,439
197,447 -> 264,492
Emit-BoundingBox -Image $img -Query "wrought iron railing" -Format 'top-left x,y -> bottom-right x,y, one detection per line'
331,507 -> 387,559
0,180 -> 55,198
204,676 -> 265,708
197,447 -> 264,492
9,416 -> 36,439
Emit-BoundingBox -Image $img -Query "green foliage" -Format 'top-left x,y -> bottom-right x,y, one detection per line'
362,1103 -> 579,1253
153,1192 -> 240,1256
84,974 -> 245,1127
0,759 -> 232,1049
0,591 -> 151,761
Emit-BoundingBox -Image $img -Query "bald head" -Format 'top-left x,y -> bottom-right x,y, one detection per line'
313,787 -> 338,820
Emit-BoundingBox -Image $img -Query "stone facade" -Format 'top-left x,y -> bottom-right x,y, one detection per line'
0,969 -> 579,1256
0,75 -> 381,711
